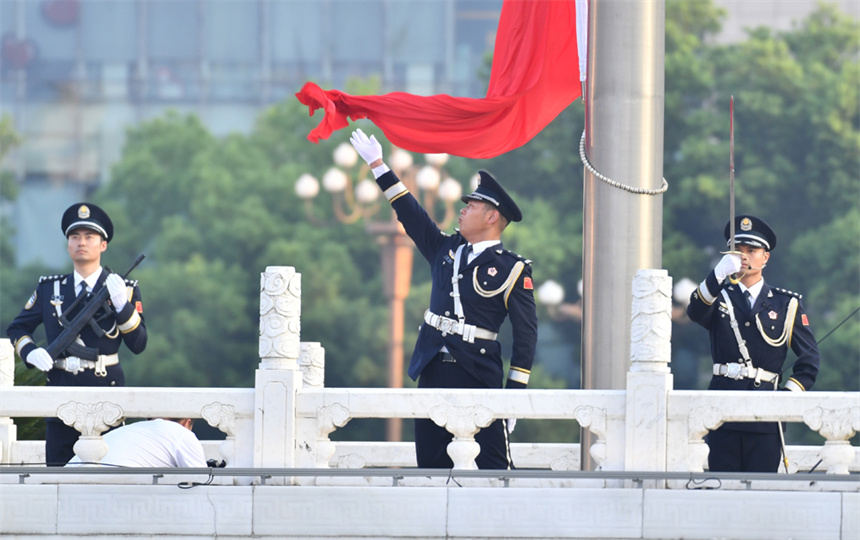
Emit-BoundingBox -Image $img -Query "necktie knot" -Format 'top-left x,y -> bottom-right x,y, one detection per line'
743,290 -> 753,307
462,244 -> 473,265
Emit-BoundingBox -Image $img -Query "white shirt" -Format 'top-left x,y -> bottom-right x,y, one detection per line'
67,419 -> 207,468
74,268 -> 103,296
466,240 -> 501,264
739,279 -> 764,307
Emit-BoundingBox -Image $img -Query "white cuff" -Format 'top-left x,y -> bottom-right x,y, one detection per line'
784,378 -> 805,392
507,367 -> 530,385
15,336 -> 34,356
383,182 -> 408,202
698,280 -> 716,305
371,163 -> 390,179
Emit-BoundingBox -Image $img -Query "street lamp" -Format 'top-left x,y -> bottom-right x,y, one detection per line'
295,141 -> 463,442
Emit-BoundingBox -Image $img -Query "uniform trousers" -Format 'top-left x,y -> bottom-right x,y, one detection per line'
706,425 -> 782,472
46,418 -> 82,466
415,352 -> 510,469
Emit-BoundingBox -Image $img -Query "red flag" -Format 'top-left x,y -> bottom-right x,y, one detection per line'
296,0 -> 581,159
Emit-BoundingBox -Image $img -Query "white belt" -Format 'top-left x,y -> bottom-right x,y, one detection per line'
713,363 -> 777,383
424,310 -> 498,343
54,354 -> 119,377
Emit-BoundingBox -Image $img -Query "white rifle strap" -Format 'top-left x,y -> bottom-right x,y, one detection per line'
720,289 -> 753,366
53,280 -> 64,320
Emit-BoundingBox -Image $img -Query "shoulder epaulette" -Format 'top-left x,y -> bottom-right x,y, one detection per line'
773,287 -> 802,299
500,249 -> 532,265
438,231 -> 451,237
123,278 -> 139,287
38,275 -> 63,284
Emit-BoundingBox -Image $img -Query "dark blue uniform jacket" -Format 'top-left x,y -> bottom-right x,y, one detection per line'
687,270 -> 820,432
377,170 -> 538,389
7,270 -> 147,387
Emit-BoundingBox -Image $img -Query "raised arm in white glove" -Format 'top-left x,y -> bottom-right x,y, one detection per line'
26,348 -> 54,371
349,129 -> 383,166
714,253 -> 742,282
105,273 -> 128,311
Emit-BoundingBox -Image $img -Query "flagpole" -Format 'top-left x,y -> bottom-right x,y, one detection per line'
580,0 -> 666,470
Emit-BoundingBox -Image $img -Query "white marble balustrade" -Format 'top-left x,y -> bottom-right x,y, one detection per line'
0,267 -> 857,480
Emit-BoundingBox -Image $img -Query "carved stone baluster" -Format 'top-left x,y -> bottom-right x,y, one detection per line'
202,402 -> 237,466
57,401 -> 124,463
803,406 -> 860,474
313,403 -> 350,468
575,405 -> 608,469
429,404 -> 494,469
687,406 -> 722,472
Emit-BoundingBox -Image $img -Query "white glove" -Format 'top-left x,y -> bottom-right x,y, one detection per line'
349,129 -> 383,166
714,253 -> 742,282
26,348 -> 54,371
105,273 -> 128,311
505,418 -> 516,434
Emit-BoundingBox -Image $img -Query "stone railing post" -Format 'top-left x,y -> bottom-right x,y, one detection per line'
625,269 -> 673,479
0,339 -> 16,462
254,266 -> 303,476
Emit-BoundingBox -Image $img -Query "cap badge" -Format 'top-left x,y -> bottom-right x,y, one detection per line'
740,217 -> 752,231
78,205 -> 90,219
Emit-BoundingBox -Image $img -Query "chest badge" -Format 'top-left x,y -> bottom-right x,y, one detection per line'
50,295 -> 64,306
768,310 -> 778,320
487,267 -> 498,277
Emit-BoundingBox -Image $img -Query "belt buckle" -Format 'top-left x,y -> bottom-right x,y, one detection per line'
439,318 -> 454,335
726,363 -> 743,380
65,356 -> 83,374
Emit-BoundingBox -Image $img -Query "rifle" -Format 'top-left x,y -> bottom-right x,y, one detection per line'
45,254 -> 145,361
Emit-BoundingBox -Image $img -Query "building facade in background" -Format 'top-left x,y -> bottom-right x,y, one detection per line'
1,0 -> 857,267
1,0 -> 503,267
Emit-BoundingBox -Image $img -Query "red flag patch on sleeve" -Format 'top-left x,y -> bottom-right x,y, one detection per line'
523,277 -> 533,290
136,301 -> 143,313
801,314 -> 809,326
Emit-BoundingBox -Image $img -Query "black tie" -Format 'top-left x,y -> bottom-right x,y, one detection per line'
744,290 -> 752,308
79,282 -> 89,297
461,244 -> 473,266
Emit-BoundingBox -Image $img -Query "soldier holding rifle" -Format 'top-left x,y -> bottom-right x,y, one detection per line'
7,203 -> 147,465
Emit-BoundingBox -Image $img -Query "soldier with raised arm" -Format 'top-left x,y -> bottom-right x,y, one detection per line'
350,129 -> 537,469
687,215 -> 820,472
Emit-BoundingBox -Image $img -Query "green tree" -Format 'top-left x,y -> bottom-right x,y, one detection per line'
0,115 -> 46,439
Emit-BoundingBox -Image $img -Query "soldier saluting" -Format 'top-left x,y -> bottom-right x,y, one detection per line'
349,129 -> 537,469
7,203 -> 147,465
687,215 -> 820,472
